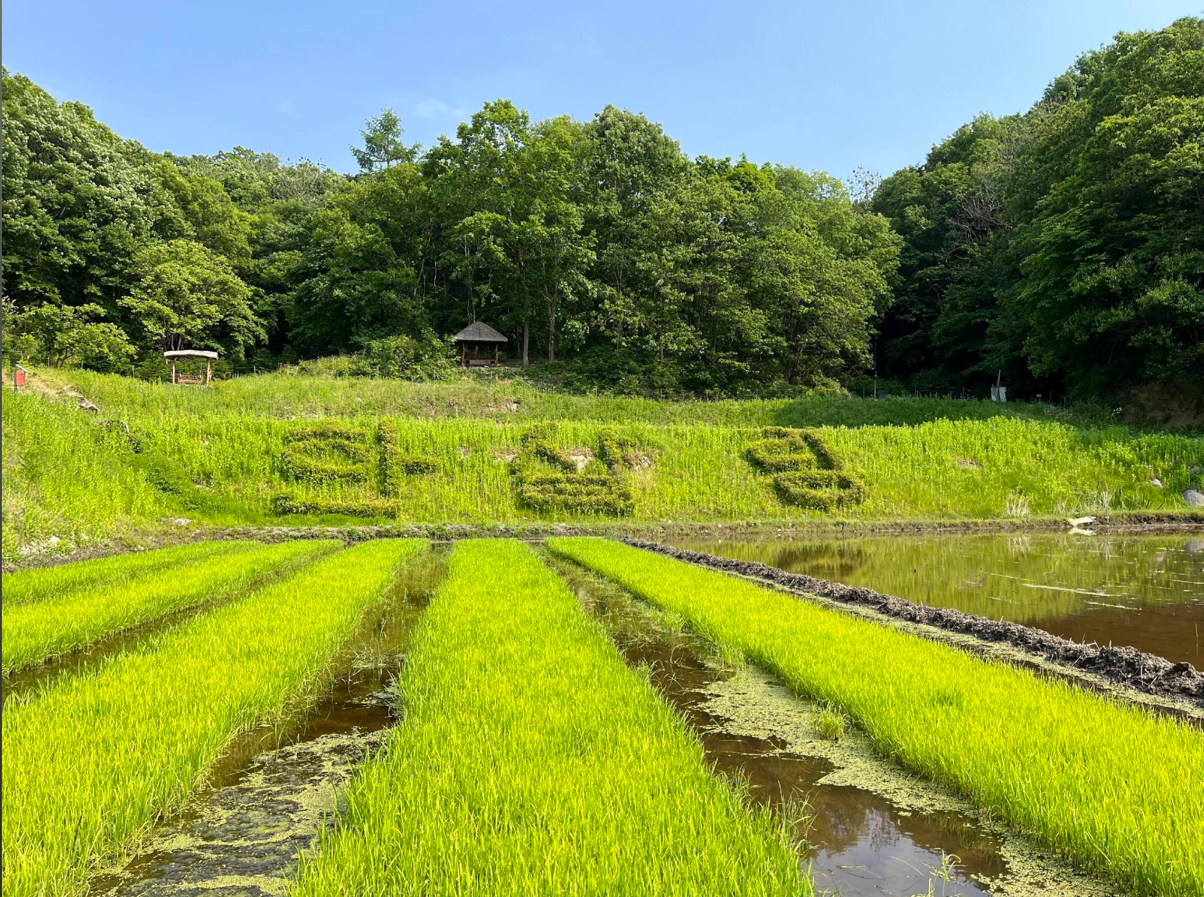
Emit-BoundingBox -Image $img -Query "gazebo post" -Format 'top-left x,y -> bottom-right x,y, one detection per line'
171,360 -> 177,384
493,344 -> 498,364
206,359 -> 212,386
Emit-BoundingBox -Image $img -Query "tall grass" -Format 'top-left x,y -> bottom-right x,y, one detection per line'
1,390 -> 162,561
129,415 -> 1204,523
1,538 -> 424,897
2,540 -> 250,607
290,539 -> 809,896
6,374 -> 1202,552
59,366 -> 1120,429
2,540 -> 335,675
548,538 -> 1204,897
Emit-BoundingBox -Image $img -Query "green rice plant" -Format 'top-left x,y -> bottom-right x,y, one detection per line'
813,705 -> 847,742
289,539 -> 809,896
2,540 -> 335,675
1,538 -> 424,897
2,541 -> 249,608
548,538 -> 1204,897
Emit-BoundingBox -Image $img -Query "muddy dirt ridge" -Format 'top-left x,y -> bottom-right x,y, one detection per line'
624,539 -> 1204,708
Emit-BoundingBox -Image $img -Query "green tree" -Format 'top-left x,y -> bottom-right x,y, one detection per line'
5,300 -> 136,371
121,240 -> 264,353
351,109 -> 415,173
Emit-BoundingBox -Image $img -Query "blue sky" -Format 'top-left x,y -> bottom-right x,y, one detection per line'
4,1 -> 1198,181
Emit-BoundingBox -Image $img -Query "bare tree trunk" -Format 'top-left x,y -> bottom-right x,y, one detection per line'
522,318 -> 530,367
547,299 -> 556,363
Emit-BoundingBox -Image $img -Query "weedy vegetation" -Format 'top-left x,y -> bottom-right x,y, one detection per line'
290,539 -> 809,897
1,538 -> 424,897
548,538 -> 1204,897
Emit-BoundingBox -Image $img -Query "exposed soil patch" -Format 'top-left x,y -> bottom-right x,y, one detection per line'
626,539 -> 1204,709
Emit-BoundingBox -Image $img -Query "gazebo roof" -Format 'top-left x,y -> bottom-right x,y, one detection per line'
164,350 -> 219,359
452,321 -> 508,344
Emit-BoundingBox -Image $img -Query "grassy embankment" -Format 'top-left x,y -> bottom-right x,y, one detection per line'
2,540 -> 333,675
291,539 -> 808,896
2,538 -> 423,897
4,369 -> 1202,559
548,539 -> 1204,897
60,366 -> 1118,428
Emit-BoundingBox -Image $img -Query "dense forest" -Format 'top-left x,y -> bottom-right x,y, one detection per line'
2,15 -> 1200,401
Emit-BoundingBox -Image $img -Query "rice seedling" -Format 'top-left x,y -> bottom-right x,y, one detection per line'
2,539 -> 335,675
289,539 -> 809,896
2,540 -> 251,607
1,538 -> 425,897
812,705 -> 847,742
548,538 -> 1204,897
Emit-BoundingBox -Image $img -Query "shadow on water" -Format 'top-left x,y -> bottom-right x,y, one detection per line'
89,549 -> 445,897
548,552 -> 1115,897
669,533 -> 1204,667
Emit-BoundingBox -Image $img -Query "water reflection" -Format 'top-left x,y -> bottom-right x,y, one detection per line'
669,533 -> 1204,666
567,560 -> 1011,897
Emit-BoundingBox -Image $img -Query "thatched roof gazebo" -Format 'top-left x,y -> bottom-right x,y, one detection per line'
164,349 -> 218,385
452,322 -> 508,367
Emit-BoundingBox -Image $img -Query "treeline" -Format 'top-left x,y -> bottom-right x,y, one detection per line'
873,16 -> 1203,400
0,71 -> 897,394
2,15 -> 1200,400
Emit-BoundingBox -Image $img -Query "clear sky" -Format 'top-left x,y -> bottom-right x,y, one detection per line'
3,1 -> 1198,181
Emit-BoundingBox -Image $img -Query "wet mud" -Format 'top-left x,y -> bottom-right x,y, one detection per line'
550,554 -> 1117,897
628,539 -> 1204,708
89,551 -> 443,897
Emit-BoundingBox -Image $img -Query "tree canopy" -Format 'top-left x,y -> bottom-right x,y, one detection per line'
3,16 -> 1200,400
872,16 -> 1204,400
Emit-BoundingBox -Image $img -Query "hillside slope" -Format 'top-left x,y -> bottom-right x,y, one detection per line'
5,369 -> 1202,561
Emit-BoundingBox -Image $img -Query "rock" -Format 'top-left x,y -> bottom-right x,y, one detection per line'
1183,489 -> 1204,508
158,517 -> 194,527
1185,540 -> 1204,554
1149,477 -> 1163,488
18,536 -> 61,556
77,398 -> 99,413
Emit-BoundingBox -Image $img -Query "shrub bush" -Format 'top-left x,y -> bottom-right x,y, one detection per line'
352,335 -> 455,381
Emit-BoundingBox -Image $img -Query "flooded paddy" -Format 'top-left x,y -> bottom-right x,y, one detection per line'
666,532 -> 1204,666
550,553 -> 1113,897
89,552 -> 443,897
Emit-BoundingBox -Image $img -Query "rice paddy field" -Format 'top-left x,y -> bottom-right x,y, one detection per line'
4,370 -> 1204,897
